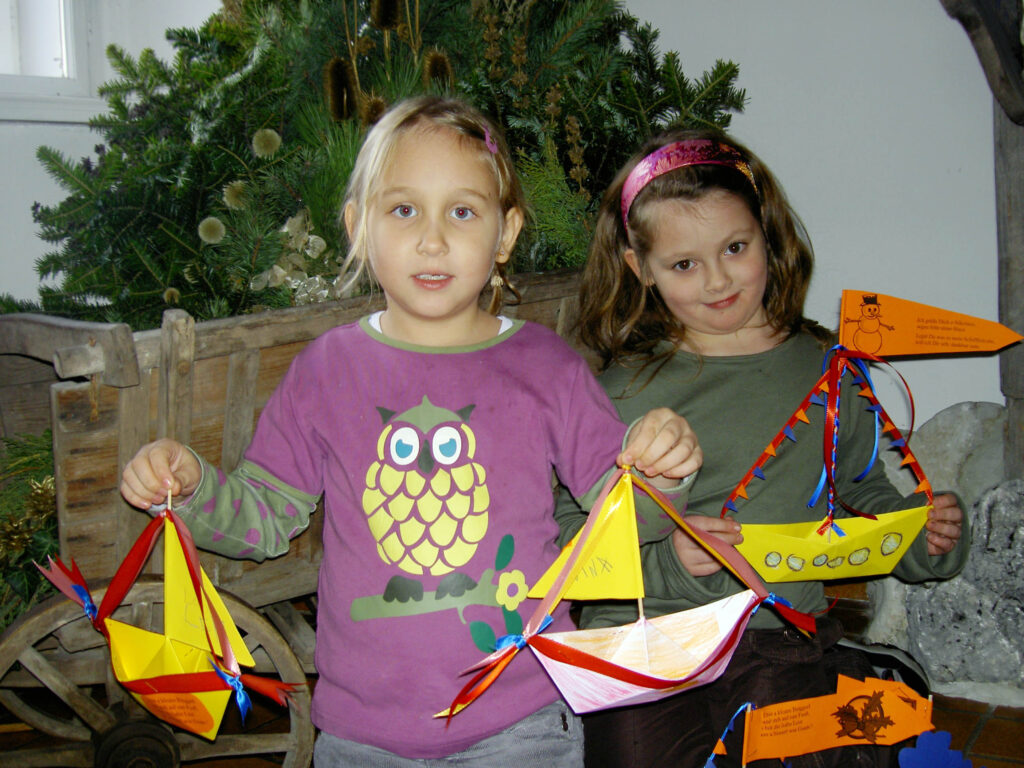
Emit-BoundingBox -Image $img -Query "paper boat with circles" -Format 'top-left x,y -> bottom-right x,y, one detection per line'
443,470 -> 814,717
725,290 -> 1021,584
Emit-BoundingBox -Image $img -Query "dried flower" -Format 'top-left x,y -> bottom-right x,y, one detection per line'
163,287 -> 181,304
198,216 -> 226,244
422,49 -> 453,90
306,235 -> 328,259
283,209 -> 311,251
545,85 -> 563,121
355,35 -> 376,56
251,128 -> 282,158
370,0 -> 401,31
222,180 -> 246,210
324,58 -> 358,122
565,114 -> 590,199
362,95 -> 389,127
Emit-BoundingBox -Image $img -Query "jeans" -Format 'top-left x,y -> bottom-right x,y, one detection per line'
313,700 -> 583,767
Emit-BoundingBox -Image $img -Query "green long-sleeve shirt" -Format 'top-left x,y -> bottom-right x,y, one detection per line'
554,332 -> 969,630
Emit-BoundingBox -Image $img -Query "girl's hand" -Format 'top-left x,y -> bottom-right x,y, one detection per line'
672,516 -> 743,576
619,407 -> 703,486
925,493 -> 964,556
121,438 -> 202,510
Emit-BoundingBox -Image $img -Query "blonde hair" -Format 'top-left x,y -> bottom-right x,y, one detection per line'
578,127 -> 830,369
340,95 -> 526,312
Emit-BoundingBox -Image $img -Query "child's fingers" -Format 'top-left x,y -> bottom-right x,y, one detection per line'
120,459 -> 166,509
671,517 -> 743,575
926,495 -> 963,555
120,440 -> 184,508
685,514 -> 743,545
926,531 -> 957,555
622,409 -> 701,477
930,493 -> 963,522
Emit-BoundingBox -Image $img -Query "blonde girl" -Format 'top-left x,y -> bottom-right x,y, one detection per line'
121,97 -> 700,766
560,128 -> 967,768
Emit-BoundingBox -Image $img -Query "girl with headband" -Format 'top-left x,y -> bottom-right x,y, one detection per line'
555,129 -> 968,767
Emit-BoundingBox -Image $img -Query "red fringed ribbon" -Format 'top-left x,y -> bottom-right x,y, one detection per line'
722,346 -> 932,534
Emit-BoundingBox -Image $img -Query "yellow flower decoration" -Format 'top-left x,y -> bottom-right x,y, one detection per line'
496,569 -> 528,612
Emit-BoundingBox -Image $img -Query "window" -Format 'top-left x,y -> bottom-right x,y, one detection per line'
1,0 -> 103,122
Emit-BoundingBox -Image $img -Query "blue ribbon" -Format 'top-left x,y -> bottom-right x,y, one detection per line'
703,701 -> 754,766
814,347 -> 884,503
213,664 -> 251,723
754,592 -> 795,616
807,465 -> 827,508
495,615 -> 552,651
72,584 -> 97,621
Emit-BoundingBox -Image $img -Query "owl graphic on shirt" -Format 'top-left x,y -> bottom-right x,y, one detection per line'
361,396 -> 489,576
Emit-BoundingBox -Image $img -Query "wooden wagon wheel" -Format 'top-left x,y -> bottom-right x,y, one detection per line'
0,578 -> 314,767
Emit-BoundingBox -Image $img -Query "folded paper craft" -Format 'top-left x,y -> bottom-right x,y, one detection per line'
736,506 -> 928,584
442,470 -> 815,718
38,502 -> 298,739
725,291 -> 1021,583
738,675 -> 933,764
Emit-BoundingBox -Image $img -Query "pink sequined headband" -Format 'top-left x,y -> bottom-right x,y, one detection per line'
620,139 -> 758,231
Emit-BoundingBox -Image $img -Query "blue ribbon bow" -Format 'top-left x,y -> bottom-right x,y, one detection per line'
213,664 -> 251,723
495,615 -> 552,651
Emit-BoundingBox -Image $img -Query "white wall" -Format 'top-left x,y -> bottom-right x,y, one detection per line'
626,0 -> 1003,429
1,1 -> 1005,426
0,0 -> 220,300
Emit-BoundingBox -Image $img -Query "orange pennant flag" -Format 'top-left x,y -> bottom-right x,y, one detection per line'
840,290 -> 1022,357
741,676 -> 933,764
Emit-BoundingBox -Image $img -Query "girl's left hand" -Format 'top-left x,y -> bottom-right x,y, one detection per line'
926,493 -> 964,556
619,407 -> 703,485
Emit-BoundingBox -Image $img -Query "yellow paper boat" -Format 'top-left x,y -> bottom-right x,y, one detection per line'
736,505 -> 929,583
724,292 -> 1019,583
102,519 -> 256,739
106,620 -> 234,739
37,510 -> 278,740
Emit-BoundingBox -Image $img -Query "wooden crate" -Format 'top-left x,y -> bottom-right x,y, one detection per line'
0,271 -> 584,609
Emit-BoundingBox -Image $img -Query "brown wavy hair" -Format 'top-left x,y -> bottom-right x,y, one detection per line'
577,127 -> 831,370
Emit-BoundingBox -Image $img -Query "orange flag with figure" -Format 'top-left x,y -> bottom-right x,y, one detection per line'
840,290 -> 1021,357
738,675 -> 933,764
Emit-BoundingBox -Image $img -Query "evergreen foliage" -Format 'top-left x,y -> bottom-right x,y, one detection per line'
24,0 -> 746,329
0,431 -> 57,633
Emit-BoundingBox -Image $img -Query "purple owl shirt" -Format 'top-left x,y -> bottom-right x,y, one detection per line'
177,318 -> 628,758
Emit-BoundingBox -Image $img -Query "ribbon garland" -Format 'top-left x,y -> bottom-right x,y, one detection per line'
721,346 -> 933,536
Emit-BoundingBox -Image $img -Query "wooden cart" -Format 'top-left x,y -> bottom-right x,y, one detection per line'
0,271 -> 583,768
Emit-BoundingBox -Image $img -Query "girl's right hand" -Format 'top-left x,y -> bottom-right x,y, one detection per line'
671,515 -> 743,576
121,438 -> 202,510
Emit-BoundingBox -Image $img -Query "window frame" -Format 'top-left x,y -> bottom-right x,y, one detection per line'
0,0 -> 104,124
